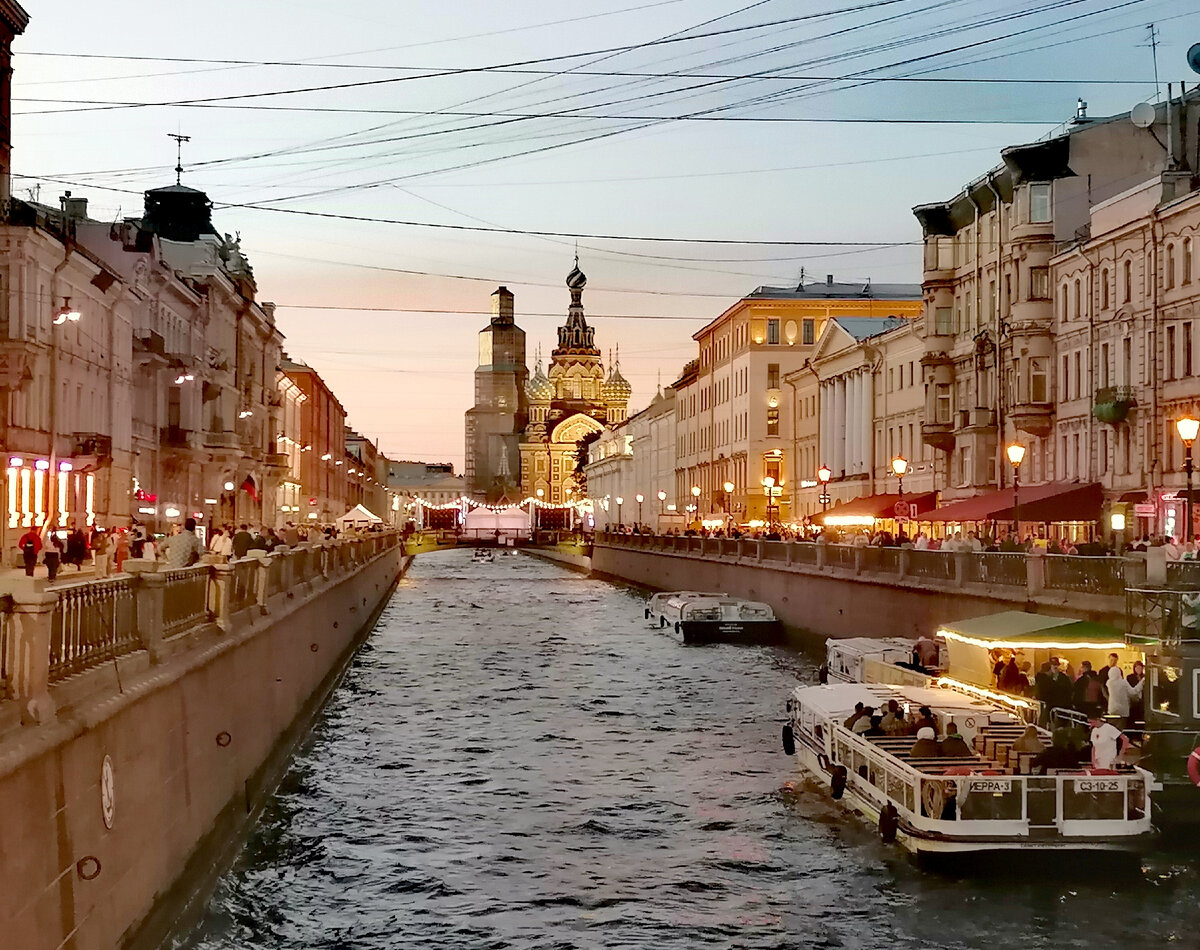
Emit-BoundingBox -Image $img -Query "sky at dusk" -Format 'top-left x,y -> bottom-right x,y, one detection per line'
11,0 -> 1200,469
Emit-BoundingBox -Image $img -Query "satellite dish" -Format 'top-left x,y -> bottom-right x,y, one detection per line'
1131,101 -> 1156,129
1189,43 -> 1200,76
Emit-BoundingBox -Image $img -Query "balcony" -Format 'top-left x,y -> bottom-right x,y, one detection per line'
160,426 -> 196,450
921,420 -> 955,452
264,452 -> 290,471
1093,386 -> 1136,424
202,430 -> 240,450
1010,401 -> 1055,437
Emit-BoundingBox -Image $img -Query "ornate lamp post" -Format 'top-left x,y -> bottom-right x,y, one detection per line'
657,489 -> 666,519
1006,443 -> 1026,541
535,487 -> 543,534
1177,417 -> 1199,542
763,476 -> 776,526
691,484 -> 701,516
817,464 -> 831,514
723,480 -> 734,517
615,496 -> 623,527
635,493 -> 644,525
891,456 -> 908,497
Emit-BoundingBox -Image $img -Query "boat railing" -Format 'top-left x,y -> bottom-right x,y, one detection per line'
824,720 -> 1149,836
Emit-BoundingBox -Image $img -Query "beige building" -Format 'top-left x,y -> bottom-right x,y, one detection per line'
913,93 -> 1200,510
673,278 -> 921,522
1052,169 -> 1200,539
786,316 -> 933,520
584,386 -> 676,529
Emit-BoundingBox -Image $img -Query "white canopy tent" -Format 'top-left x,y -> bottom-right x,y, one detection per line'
462,505 -> 531,541
336,504 -> 383,528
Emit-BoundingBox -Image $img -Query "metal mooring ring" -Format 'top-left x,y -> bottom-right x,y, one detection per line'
77,856 -> 101,880
216,731 -> 232,747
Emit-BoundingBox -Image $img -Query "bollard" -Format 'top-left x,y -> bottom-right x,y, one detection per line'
7,580 -> 58,725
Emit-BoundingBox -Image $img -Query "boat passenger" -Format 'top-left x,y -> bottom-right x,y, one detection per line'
851,707 -> 876,734
938,723 -> 972,757
1011,725 -> 1046,755
1032,729 -> 1082,774
880,700 -> 907,735
910,727 -> 941,758
914,638 -> 939,669
998,656 -> 1024,693
1088,716 -> 1127,770
843,703 -> 866,730
911,706 -> 936,733
1127,661 -> 1146,724
862,715 -> 886,738
1073,661 -> 1105,717
1105,666 -> 1143,730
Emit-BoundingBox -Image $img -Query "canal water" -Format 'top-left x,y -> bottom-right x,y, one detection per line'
174,550 -> 1200,950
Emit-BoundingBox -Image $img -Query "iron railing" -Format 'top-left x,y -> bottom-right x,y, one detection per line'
907,550 -> 957,582
966,552 -> 1027,587
1044,555 -> 1126,597
162,567 -> 211,637
49,578 -> 139,682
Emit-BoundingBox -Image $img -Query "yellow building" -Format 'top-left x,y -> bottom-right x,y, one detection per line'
674,275 -> 922,522
520,261 -> 630,506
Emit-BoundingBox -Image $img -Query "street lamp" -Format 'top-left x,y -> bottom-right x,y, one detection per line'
691,484 -> 701,514
1177,417 -> 1199,542
616,495 -> 623,526
817,463 -> 832,514
535,487 -> 544,534
1006,442 -> 1026,541
723,480 -> 734,517
891,456 -> 908,497
636,493 -> 644,525
657,489 -> 666,515
763,476 -> 776,526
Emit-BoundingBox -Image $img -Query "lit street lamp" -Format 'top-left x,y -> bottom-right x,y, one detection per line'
535,487 -> 544,533
723,480 -> 734,517
1177,416 -> 1199,542
635,493 -> 644,525
817,463 -> 832,514
891,456 -> 908,497
691,484 -> 701,514
616,495 -> 623,526
1006,442 -> 1026,541
657,489 -> 666,516
763,476 -> 777,526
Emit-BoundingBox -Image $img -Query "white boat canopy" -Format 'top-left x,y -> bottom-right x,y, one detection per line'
336,504 -> 383,526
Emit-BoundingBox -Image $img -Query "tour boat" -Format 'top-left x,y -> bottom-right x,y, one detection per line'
783,681 -> 1154,859
644,591 -> 723,624
647,591 -> 782,644
471,548 -> 495,563
824,637 -> 926,685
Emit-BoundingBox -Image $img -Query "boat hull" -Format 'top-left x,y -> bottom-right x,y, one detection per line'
679,619 -> 784,645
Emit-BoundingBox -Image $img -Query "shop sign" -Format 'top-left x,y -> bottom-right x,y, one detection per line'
1134,503 -> 1156,517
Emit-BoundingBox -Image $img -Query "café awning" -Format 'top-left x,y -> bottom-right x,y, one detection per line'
816,491 -> 936,526
917,482 -> 1102,524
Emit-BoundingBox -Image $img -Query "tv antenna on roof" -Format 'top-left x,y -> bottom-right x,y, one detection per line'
168,131 -> 190,185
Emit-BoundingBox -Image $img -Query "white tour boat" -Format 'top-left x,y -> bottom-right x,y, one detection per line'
823,637 -> 926,685
782,681 -> 1154,859
646,591 -> 782,644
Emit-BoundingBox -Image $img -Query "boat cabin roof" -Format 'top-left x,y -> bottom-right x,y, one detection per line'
938,611 -> 1127,649
827,637 -> 913,658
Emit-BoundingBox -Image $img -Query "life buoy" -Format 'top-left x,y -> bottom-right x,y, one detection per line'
879,803 -> 900,844
831,765 -> 848,799
1188,747 -> 1200,787
816,752 -> 830,773
782,724 -> 796,756
921,780 -> 944,819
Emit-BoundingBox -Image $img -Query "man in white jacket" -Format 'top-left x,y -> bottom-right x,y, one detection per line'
1105,665 -> 1143,730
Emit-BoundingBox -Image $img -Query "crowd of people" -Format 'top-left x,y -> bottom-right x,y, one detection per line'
13,519 -> 364,580
990,649 -> 1146,731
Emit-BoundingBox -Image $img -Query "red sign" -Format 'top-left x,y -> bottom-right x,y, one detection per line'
894,501 -> 912,520
1134,503 -> 1156,517
309,497 -> 318,506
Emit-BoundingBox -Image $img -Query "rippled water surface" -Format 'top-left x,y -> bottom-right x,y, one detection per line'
176,551 -> 1200,950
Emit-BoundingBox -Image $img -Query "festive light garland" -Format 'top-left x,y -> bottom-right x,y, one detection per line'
407,494 -> 592,513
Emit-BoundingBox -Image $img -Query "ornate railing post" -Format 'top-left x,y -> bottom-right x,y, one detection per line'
133,571 -> 167,663
7,581 -> 58,725
211,563 -> 234,633
815,538 -> 826,571
898,547 -> 910,578
954,550 -> 969,588
254,555 -> 271,615
853,546 -> 864,575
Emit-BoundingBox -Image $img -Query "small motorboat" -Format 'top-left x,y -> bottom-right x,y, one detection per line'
471,548 -> 495,563
646,591 -> 781,644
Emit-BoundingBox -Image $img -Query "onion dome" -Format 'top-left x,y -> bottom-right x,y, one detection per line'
603,361 -> 632,403
526,362 -> 553,402
566,262 -> 587,291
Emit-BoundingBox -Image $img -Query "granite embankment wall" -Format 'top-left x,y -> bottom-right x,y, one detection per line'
0,533 -> 407,950
590,535 -> 1154,640
522,545 -> 593,573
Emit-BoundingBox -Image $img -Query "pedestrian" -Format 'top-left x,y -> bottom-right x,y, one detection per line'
114,529 -> 130,574
43,526 -> 63,581
232,524 -> 253,559
18,525 -> 42,576
65,521 -> 88,570
92,528 -> 111,578
165,517 -> 205,569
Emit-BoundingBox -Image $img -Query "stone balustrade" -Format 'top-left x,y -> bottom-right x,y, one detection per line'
0,531 -> 402,727
597,531 -> 1152,601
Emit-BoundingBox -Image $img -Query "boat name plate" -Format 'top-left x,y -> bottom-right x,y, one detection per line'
1074,778 -> 1122,793
967,778 -> 1011,793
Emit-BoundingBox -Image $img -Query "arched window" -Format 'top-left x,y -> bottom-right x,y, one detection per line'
1060,284 -> 1068,323
1123,259 -> 1132,302
1073,278 -> 1081,319
1184,237 -> 1193,284
1167,243 -> 1176,289
1101,268 -> 1110,310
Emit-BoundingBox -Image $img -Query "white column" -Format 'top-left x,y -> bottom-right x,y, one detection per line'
833,378 -> 845,476
819,381 -> 829,467
862,369 -> 874,478
844,374 -> 857,476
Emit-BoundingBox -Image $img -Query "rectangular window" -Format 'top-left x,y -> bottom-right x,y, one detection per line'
1030,358 -> 1047,403
1029,183 -> 1052,223
1073,433 -> 1081,478
934,307 -> 953,335
1186,323 -> 1194,377
935,384 -> 951,423
1168,325 -> 1177,380
1061,354 -> 1069,400
766,407 -> 779,436
888,368 -> 894,392
767,319 -> 780,345
1185,239 -> 1194,284
767,363 -> 780,389
1100,429 -> 1109,474
802,318 -> 815,344
1100,342 -> 1110,388
1030,267 -> 1050,300
1122,337 -> 1132,386
1167,245 -> 1176,290
1073,351 -> 1081,400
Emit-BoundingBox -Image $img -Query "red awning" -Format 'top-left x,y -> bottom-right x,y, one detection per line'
918,482 -> 1104,524
815,491 -> 936,525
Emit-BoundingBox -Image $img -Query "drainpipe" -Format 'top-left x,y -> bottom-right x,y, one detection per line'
987,179 -> 1005,489
969,191 -> 983,489
1148,216 -> 1161,522
46,243 -> 73,538
1085,249 -> 1096,483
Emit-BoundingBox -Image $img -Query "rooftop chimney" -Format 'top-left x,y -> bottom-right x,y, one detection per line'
60,191 -> 87,221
